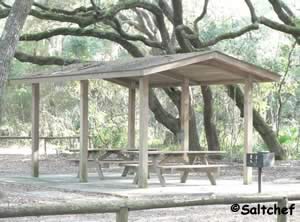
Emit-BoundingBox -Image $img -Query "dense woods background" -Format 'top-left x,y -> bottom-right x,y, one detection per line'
0,0 -> 299,160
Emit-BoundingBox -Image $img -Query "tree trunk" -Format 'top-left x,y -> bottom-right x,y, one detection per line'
150,88 -> 202,151
201,86 -> 220,151
0,0 -> 34,122
227,85 -> 286,160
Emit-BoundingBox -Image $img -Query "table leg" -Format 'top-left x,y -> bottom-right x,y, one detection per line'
202,154 -> 209,165
98,152 -> 112,168
133,172 -> 138,184
180,170 -> 189,183
157,168 -> 166,187
95,161 -> 104,180
206,171 -> 216,185
121,166 -> 130,177
152,156 -> 166,186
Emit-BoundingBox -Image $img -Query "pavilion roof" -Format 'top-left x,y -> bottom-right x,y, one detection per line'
9,50 -> 281,87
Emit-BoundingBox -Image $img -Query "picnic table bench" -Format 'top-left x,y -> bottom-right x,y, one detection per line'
157,164 -> 228,186
123,150 -> 227,186
69,158 -> 104,179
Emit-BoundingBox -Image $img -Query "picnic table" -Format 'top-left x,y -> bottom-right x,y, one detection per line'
69,148 -> 156,179
123,150 -> 227,186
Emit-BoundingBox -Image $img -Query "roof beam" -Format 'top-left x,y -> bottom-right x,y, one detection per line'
197,79 -> 245,85
105,78 -> 131,88
158,71 -> 198,85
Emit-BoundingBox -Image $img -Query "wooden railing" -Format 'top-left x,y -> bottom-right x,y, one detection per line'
0,193 -> 299,222
0,136 -> 94,155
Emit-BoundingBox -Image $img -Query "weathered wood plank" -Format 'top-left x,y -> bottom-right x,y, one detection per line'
80,80 -> 89,182
0,194 -> 298,220
32,83 -> 40,177
181,78 -> 189,161
158,164 -> 227,169
243,76 -> 253,185
116,207 -> 128,222
138,76 -> 149,188
128,86 -> 136,149
277,197 -> 288,222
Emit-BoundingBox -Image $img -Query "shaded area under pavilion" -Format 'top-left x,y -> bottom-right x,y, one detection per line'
9,50 -> 280,188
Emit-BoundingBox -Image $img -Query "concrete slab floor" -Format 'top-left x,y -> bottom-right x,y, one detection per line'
1,172 -> 299,198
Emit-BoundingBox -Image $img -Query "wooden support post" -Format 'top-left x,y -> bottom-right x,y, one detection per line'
138,76 -> 149,188
181,78 -> 189,160
32,83 -> 40,177
277,197 -> 288,222
80,80 -> 89,183
243,77 -> 253,184
44,138 -> 47,158
128,85 -> 136,149
116,207 -> 129,222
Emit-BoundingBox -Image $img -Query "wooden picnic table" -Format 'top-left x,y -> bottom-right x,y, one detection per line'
123,150 -> 226,186
69,148 -> 157,179
70,148 -> 157,160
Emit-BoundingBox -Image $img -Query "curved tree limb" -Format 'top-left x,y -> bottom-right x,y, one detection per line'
90,0 -> 102,15
20,27 -> 144,57
158,0 -> 174,24
32,2 -> 94,16
244,0 -> 258,23
268,0 -> 294,26
128,9 -> 156,40
101,1 -> 170,49
193,0 -> 209,34
256,0 -> 299,44
259,17 -> 300,36
110,18 -> 163,49
279,0 -> 295,18
172,1 -> 194,52
0,8 -> 9,18
14,51 -> 81,66
149,89 -> 180,135
199,23 -> 259,48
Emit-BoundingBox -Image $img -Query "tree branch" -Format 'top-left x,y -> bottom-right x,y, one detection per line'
199,23 -> 259,48
259,16 -> 300,36
158,0 -> 174,24
134,9 -> 156,39
193,0 -> 209,33
32,2 -> 94,16
172,1 -> 195,52
101,1 -> 170,49
110,17 -> 163,49
244,0 -> 258,23
0,7 -> 9,18
90,0 -> 102,15
14,51 -> 81,65
149,89 -> 180,135
20,27 -> 144,57
279,0 -> 295,18
268,0 -> 294,26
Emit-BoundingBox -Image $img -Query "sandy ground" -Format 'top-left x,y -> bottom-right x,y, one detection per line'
0,146 -> 300,222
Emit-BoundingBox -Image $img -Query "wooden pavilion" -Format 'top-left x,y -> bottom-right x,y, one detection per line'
9,50 -> 280,188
